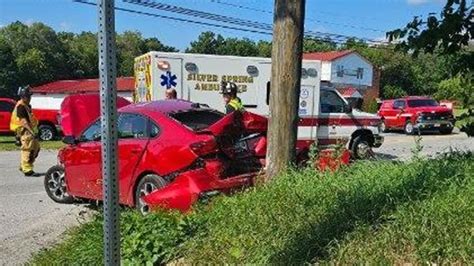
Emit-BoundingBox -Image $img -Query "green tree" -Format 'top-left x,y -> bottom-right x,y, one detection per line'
186,31 -> 225,54
257,40 -> 272,57
216,38 -> 259,56
382,84 -> 407,99
388,0 -> 473,57
303,37 -> 337,52
0,37 -> 18,97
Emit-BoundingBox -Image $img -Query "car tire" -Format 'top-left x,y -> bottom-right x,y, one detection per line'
439,127 -> 453,135
44,165 -> 74,204
38,124 -> 56,141
135,174 -> 167,214
380,120 -> 387,133
350,135 -> 373,160
404,121 -> 415,135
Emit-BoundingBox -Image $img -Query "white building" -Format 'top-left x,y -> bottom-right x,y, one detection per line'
31,77 -> 134,110
304,50 -> 374,88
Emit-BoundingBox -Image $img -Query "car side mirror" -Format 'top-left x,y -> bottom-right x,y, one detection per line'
63,136 -> 77,145
344,105 -> 352,113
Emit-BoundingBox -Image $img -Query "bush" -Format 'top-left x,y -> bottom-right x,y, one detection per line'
32,152 -> 474,264
457,110 -> 474,137
32,211 -> 198,265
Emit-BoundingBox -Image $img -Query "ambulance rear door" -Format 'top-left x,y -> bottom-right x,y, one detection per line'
151,55 -> 184,100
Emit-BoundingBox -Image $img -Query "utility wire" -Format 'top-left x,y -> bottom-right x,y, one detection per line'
73,0 -> 390,48
209,0 -> 388,33
124,0 -> 388,45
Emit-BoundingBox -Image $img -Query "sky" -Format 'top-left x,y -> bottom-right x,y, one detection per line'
0,0 -> 446,51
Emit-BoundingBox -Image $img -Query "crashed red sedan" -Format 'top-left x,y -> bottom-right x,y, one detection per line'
45,97 -> 269,213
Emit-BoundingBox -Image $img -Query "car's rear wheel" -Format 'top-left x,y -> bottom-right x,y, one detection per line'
135,174 -> 167,214
38,124 -> 56,141
350,135 -> 373,160
44,165 -> 74,204
404,121 -> 415,135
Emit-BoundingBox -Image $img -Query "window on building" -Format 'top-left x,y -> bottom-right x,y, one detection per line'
336,65 -> 344,77
357,67 -> 364,79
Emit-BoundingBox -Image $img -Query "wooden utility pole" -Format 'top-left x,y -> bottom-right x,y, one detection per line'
266,0 -> 306,180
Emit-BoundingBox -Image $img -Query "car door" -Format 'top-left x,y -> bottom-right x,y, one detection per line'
115,113 -> 150,203
0,100 -> 15,132
64,119 -> 102,200
392,100 -> 407,128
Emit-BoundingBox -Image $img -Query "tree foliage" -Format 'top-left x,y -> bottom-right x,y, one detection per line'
0,22 -> 177,97
387,0 -> 473,57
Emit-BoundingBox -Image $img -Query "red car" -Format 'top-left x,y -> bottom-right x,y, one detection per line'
45,97 -> 269,213
0,97 -> 61,141
377,96 -> 455,135
0,98 -> 15,134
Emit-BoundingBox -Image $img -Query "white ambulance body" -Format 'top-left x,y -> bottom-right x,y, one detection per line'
134,52 -> 383,158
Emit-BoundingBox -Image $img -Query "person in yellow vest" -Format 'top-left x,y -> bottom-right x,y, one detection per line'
220,81 -> 244,114
10,86 -> 40,176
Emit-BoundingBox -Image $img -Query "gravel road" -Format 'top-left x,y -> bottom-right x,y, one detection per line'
0,131 -> 472,265
375,129 -> 474,160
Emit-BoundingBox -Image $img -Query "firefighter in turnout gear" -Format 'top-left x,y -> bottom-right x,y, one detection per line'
10,86 -> 40,176
220,81 -> 243,114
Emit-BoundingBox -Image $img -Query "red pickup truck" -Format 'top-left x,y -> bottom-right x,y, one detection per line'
377,96 -> 455,135
0,98 -> 60,141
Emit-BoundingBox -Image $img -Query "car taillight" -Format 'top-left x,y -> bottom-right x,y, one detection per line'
190,139 -> 219,156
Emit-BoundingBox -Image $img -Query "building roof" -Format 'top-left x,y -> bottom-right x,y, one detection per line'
31,77 -> 134,94
337,87 -> 363,98
303,50 -> 354,61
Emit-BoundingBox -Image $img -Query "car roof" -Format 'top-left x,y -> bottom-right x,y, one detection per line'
119,99 -> 210,115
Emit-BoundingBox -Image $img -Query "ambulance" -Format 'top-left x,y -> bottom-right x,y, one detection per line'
133,52 -> 384,159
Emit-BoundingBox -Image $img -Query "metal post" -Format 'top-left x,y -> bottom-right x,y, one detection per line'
97,0 -> 120,264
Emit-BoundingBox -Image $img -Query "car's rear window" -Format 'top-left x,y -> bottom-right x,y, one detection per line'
407,99 -> 439,107
170,110 -> 224,131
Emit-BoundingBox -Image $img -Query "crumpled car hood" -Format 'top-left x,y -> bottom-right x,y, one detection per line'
60,94 -> 131,138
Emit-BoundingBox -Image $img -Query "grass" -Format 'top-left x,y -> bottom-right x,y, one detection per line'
31,152 -> 473,264
0,135 -> 64,151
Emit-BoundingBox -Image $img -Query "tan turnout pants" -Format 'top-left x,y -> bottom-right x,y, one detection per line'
20,130 -> 40,173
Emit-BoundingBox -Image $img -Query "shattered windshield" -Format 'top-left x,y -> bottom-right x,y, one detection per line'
170,110 -> 224,131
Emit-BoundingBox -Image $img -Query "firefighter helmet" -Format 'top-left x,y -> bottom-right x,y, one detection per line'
220,81 -> 238,95
17,86 -> 33,98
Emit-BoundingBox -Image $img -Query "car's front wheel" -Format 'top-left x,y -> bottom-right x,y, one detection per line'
135,174 -> 167,214
404,121 -> 415,135
38,124 -> 56,141
44,165 -> 74,203
380,120 -> 387,133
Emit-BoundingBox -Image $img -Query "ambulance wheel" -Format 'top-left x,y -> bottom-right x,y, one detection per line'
38,124 -> 56,141
44,165 -> 74,204
351,135 -> 372,160
135,174 -> 167,215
